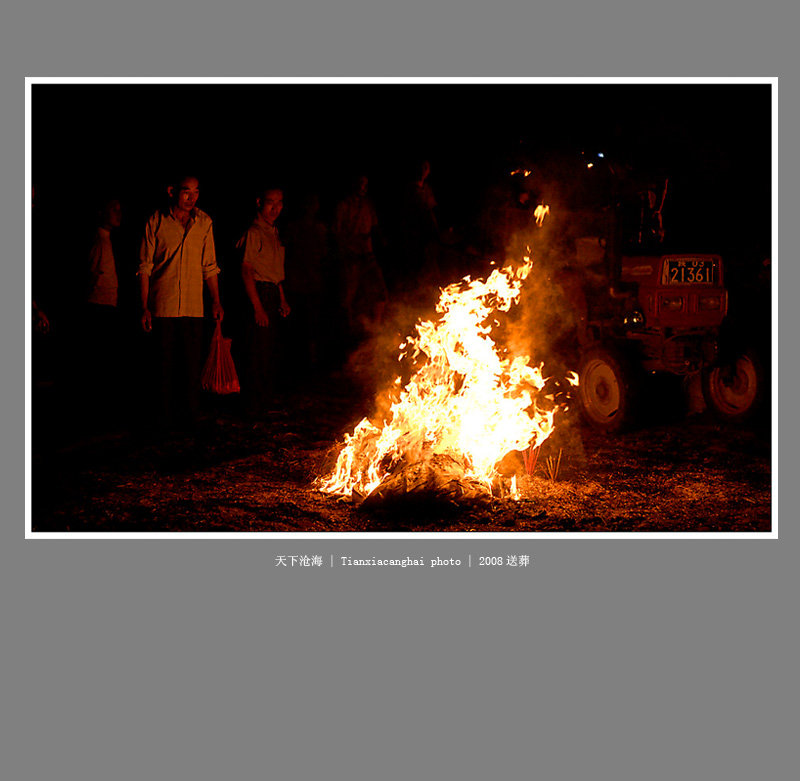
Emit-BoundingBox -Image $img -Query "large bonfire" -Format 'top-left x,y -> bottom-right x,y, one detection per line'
318,255 -> 575,505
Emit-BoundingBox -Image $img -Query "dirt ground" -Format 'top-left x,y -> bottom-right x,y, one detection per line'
31,373 -> 772,534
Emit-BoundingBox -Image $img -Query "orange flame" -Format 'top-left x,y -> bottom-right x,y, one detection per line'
533,204 -> 550,227
318,257 -> 568,500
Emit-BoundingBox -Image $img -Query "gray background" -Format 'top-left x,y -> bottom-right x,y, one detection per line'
5,4 -> 793,781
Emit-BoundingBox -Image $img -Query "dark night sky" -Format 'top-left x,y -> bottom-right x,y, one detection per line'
32,82 -> 773,264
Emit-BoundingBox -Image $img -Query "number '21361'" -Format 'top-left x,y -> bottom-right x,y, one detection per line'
669,263 -> 713,284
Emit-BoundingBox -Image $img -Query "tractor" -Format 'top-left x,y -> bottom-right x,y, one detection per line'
488,152 -> 767,433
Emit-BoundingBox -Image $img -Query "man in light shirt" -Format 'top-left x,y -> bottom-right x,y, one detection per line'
138,174 -> 224,430
237,185 -> 290,416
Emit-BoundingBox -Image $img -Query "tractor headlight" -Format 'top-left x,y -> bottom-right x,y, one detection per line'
661,296 -> 684,312
698,295 -> 722,311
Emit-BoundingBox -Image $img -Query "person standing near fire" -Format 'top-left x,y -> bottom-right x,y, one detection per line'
80,195 -> 123,428
400,158 -> 444,295
138,174 -> 224,431
333,173 -> 388,338
236,185 -> 291,417
87,196 -> 122,311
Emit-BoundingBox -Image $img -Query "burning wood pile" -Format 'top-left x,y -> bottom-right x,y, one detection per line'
318,256 -> 577,508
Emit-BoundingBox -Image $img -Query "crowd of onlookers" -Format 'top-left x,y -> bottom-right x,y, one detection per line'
34,151 -> 768,448
31,159 -> 542,444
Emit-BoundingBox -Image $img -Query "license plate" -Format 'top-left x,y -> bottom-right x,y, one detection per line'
663,258 -> 717,285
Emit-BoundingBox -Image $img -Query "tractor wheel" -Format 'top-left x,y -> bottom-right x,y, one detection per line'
577,347 -> 641,433
702,348 -> 765,422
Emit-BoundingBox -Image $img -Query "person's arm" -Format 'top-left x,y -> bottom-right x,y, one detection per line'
139,273 -> 152,332
87,234 -> 104,293
278,282 -> 290,318
241,261 -> 269,327
204,272 -> 224,322
201,223 -> 223,323
139,216 -> 156,332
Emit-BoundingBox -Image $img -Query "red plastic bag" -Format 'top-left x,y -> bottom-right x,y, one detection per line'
201,321 -> 240,394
